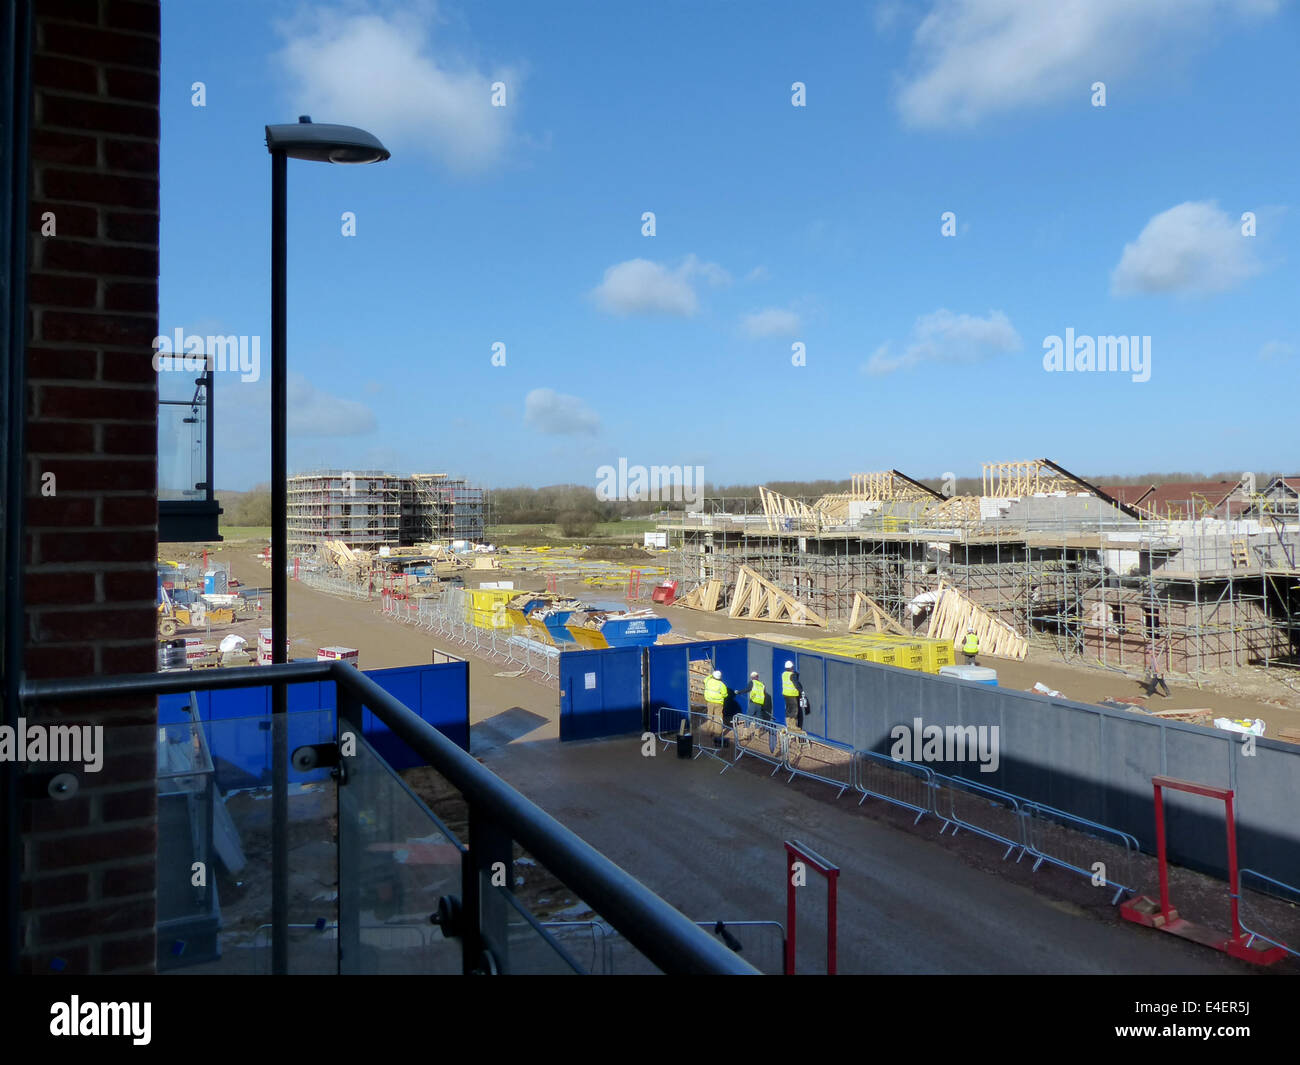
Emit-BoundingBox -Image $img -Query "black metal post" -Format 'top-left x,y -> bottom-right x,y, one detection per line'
0,0 -> 32,978
270,148 -> 288,975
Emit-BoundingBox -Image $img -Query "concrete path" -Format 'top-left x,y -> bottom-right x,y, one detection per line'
484,735 -> 1251,975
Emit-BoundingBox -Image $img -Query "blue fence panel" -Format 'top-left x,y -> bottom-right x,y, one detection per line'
560,646 -> 643,741
155,660 -> 471,785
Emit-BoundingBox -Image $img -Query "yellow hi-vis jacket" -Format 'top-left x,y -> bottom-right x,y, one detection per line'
749,680 -> 765,705
781,670 -> 798,696
962,632 -> 979,655
704,676 -> 727,705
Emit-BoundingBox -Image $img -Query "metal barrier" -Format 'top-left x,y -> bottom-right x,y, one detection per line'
783,732 -> 854,799
296,567 -> 375,600
852,750 -> 935,825
655,706 -> 735,771
1021,801 -> 1140,904
932,773 -> 1026,860
695,920 -> 786,975
730,714 -> 787,776
409,596 -> 558,683
1238,869 -> 1300,958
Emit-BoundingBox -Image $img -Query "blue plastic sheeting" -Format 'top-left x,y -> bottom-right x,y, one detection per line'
157,660 -> 470,791
560,646 -> 643,741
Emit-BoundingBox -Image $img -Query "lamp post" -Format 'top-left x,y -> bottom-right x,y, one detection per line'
264,117 -> 389,975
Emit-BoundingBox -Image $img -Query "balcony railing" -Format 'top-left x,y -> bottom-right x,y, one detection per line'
21,660 -> 755,975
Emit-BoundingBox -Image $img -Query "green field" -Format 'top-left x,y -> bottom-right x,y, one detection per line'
218,526 -> 272,542
488,520 -> 659,546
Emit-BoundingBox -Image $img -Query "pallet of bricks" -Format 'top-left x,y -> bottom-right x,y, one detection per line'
782,633 -> 955,674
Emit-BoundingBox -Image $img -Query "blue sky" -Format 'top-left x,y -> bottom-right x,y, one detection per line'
158,0 -> 1299,494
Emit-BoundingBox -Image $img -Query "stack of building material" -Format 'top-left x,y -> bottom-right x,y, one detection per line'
925,580 -> 1027,660
677,580 -> 724,611
847,591 -> 909,635
728,566 -> 827,626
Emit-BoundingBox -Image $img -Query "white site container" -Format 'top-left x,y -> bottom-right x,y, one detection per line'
317,646 -> 359,668
938,664 -> 998,686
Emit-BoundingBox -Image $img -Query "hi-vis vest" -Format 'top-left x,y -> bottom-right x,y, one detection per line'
704,676 -> 727,704
781,670 -> 798,697
962,632 -> 979,655
749,680 -> 766,705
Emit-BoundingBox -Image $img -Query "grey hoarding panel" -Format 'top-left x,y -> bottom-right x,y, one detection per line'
824,656 -> 857,745
1232,741 -> 1300,886
1096,712 -> 1164,849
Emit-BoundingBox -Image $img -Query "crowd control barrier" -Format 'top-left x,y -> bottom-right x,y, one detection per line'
1021,801 -> 1140,904
933,773 -> 1026,861
1238,869 -> 1300,958
852,750 -> 935,825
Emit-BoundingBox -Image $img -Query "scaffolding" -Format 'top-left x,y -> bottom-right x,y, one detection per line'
665,484 -> 1300,677
288,469 -> 485,552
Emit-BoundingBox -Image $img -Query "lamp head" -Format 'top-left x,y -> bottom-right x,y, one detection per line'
265,116 -> 390,164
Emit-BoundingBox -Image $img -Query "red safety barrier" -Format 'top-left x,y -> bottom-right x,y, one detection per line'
784,839 -> 839,975
1120,776 -> 1286,965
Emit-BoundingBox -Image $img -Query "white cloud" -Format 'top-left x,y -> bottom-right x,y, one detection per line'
275,5 -> 517,174
590,255 -> 729,317
1111,201 -> 1260,296
895,0 -> 1278,129
865,308 -> 1021,375
288,373 -> 377,436
744,266 -> 770,282
741,307 -> 802,338
1259,340 -> 1295,361
524,388 -> 600,435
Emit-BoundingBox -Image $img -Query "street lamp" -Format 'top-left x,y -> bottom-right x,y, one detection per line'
264,116 -> 389,975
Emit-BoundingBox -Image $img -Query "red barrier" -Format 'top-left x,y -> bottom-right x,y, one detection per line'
784,839 -> 839,975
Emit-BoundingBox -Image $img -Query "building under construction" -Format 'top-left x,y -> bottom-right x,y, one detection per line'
287,470 -> 485,552
664,459 -> 1300,676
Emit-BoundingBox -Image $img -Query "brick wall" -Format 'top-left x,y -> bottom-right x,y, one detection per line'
20,0 -> 160,974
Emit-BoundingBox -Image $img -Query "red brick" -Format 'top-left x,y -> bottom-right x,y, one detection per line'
36,825 -> 154,871
100,352 -> 155,383
28,271 -> 97,308
41,94 -> 158,140
30,125 -> 98,165
100,495 -> 155,525
102,569 -> 155,601
37,606 -> 156,642
29,200 -> 98,239
100,931 -> 156,973
101,862 -> 154,899
21,943 -> 90,975
25,571 -> 96,605
21,872 -> 90,909
41,310 -> 156,348
103,209 -> 155,244
98,642 -> 156,675
40,165 -> 157,209
42,236 -> 156,276
101,422 -> 154,454
27,346 -> 98,380
23,794 -> 93,833
24,643 -> 94,677
103,280 -> 154,312
106,0 -> 159,35
26,421 -> 95,452
102,786 -> 154,823
39,898 -> 154,942
39,385 -> 155,420
38,528 -> 154,563
105,69 -> 158,106
37,0 -> 103,23
42,24 -> 159,69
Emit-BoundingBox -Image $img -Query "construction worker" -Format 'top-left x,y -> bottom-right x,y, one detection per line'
961,626 -> 979,665
703,669 -> 729,746
781,660 -> 806,731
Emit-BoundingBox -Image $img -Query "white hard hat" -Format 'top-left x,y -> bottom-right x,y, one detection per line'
784,660 -> 794,669
712,670 -> 722,679
750,671 -> 759,678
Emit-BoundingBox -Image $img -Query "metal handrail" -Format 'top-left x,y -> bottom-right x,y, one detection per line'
21,660 -> 755,976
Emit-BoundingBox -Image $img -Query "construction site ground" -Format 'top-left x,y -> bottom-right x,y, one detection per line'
160,537 -> 1300,974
